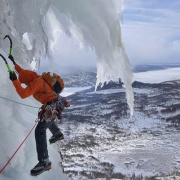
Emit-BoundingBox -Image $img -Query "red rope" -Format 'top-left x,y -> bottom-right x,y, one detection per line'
0,119 -> 39,174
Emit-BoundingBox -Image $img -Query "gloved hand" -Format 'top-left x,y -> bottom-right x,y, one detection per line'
9,71 -> 17,81
8,55 -> 16,65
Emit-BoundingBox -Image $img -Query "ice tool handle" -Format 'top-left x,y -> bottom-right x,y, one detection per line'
0,54 -> 13,73
4,35 -> 13,56
1,35 -> 13,72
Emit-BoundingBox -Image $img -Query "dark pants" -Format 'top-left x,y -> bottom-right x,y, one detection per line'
35,120 -> 60,162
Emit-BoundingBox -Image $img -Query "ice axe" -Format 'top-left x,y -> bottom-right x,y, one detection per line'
4,35 -> 13,56
2,35 -> 16,69
0,54 -> 13,73
0,35 -> 14,72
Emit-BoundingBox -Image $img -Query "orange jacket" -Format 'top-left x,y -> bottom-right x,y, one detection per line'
12,64 -> 58,104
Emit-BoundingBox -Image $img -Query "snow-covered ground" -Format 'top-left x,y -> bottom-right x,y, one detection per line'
0,68 -> 180,180
61,87 -> 92,97
59,67 -> 180,179
1,0 -> 179,179
133,67 -> 180,84
0,81 -> 92,179
1,67 -> 180,180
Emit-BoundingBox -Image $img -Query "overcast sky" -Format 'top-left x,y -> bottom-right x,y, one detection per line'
50,0 -> 180,69
121,0 -> 180,65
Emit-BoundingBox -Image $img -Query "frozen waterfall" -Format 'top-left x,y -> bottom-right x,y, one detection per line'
0,0 -> 134,115
0,0 -> 134,179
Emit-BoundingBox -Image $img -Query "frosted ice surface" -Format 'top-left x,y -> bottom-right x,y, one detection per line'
0,1 -> 134,179
0,0 -> 134,115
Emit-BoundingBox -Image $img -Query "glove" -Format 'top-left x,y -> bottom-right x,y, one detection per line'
9,71 -> 17,81
8,55 -> 16,65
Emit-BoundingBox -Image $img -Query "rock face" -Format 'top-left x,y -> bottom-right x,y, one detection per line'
58,78 -> 180,179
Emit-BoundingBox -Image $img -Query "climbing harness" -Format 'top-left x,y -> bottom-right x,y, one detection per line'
39,96 -> 67,122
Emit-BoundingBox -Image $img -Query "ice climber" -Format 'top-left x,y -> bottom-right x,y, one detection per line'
8,55 -> 69,176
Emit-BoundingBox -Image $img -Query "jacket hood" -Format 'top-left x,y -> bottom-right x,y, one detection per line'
18,70 -> 40,84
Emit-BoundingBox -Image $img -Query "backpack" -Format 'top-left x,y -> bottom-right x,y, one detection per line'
41,72 -> 64,95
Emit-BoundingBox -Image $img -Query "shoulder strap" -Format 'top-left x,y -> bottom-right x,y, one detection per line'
43,80 -> 48,94
43,79 -> 58,95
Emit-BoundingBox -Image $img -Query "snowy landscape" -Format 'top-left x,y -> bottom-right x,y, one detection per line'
0,1 -> 133,179
56,66 -> 180,179
0,0 -> 180,179
1,64 -> 180,180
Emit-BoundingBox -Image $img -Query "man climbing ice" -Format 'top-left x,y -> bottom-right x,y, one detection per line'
8,55 -> 69,176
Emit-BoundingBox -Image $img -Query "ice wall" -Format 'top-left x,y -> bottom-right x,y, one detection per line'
0,0 -> 134,114
51,0 -> 134,115
0,0 -> 134,178
0,52 -> 68,179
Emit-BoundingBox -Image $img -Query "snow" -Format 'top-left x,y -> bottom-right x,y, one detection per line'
22,33 -> 33,51
0,65 -> 179,179
0,0 -> 134,115
0,1 -> 134,178
133,67 -> 180,84
57,68 -> 180,179
91,88 -> 153,95
0,75 -> 90,179
1,0 -> 180,179
0,86 -> 68,179
61,107 -> 180,178
61,86 -> 92,97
